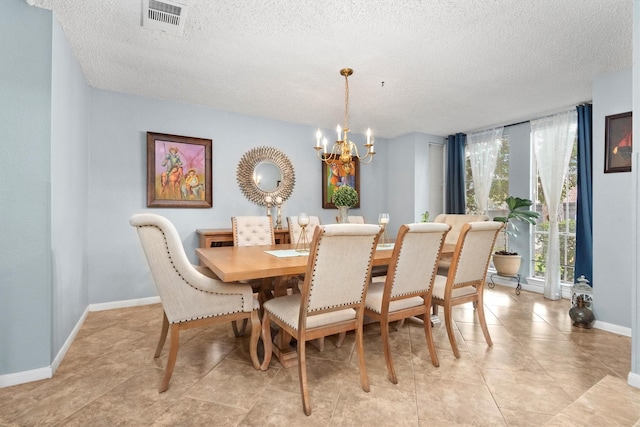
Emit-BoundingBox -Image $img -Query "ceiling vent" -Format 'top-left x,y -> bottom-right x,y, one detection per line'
142,0 -> 187,36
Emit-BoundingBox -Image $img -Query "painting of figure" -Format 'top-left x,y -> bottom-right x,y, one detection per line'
605,112 -> 632,173
147,132 -> 212,208
321,155 -> 359,208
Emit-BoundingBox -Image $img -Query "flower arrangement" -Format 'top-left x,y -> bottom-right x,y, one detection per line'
332,185 -> 358,207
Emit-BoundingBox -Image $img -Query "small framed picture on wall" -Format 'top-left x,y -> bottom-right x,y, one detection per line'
604,111 -> 632,173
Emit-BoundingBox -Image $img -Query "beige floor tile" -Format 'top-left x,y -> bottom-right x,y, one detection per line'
1,285 -> 637,426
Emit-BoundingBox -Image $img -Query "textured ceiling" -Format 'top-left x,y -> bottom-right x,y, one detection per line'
28,0 -> 632,138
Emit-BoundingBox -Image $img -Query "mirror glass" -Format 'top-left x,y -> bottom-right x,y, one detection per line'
254,161 -> 282,193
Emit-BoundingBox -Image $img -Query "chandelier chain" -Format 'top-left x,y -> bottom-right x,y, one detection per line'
344,73 -> 349,132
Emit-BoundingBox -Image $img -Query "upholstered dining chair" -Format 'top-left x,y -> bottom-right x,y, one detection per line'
335,215 -> 366,224
287,215 -> 321,247
430,221 -> 503,359
364,222 -> 450,383
130,213 -> 261,392
260,224 -> 382,416
231,215 -> 276,334
433,214 -> 491,275
232,215 -> 276,247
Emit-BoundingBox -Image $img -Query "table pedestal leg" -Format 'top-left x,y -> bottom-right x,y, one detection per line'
270,276 -> 300,368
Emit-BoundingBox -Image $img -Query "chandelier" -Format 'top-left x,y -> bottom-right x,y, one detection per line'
314,68 -> 375,174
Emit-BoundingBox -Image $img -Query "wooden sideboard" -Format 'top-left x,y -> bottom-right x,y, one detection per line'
196,228 -> 290,248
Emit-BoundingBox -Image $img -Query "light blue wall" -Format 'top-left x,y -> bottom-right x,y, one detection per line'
593,68 -> 633,328
387,132 -> 444,231
86,90 -> 390,304
0,0 -> 53,374
502,122 -> 536,278
51,16 -> 91,355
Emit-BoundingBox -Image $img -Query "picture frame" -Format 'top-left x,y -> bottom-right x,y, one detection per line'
147,132 -> 212,208
604,111 -> 632,173
321,155 -> 360,209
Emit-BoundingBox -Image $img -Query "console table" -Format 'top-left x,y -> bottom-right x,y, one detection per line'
196,228 -> 290,248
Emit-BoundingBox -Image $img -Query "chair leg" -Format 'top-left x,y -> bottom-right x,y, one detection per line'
475,297 -> 493,347
380,319 -> 397,384
443,301 -> 460,358
423,300 -> 440,367
355,324 -> 370,392
232,318 -> 248,337
298,338 -> 312,416
336,331 -> 347,348
260,312 -> 273,371
249,311 -> 261,369
317,337 -> 325,351
394,319 -> 405,331
159,324 -> 180,393
155,313 -> 169,358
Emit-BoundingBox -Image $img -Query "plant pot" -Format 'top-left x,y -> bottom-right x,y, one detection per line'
492,253 -> 521,276
336,206 -> 349,223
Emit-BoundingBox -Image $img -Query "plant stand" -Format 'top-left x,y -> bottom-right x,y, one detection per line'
488,273 -> 522,295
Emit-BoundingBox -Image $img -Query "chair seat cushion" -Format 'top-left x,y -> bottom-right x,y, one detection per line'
364,281 -> 426,314
264,294 -> 356,330
431,275 -> 477,300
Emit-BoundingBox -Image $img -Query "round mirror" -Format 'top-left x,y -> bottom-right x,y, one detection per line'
236,146 -> 295,205
253,161 -> 282,193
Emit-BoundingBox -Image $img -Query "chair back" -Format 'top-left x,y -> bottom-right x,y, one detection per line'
385,223 -> 450,299
287,215 -> 321,243
334,215 -> 366,224
447,221 -> 503,292
433,214 -> 491,246
301,224 -> 381,316
232,216 -> 275,246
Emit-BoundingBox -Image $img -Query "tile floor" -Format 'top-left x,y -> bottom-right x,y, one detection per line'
1,284 -> 639,426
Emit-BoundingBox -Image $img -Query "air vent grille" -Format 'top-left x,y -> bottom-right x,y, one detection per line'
142,0 -> 187,36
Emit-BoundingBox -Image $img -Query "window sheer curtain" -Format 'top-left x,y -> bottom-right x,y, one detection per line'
531,110 -> 577,300
467,127 -> 504,214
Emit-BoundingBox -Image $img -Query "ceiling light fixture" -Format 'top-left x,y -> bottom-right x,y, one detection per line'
314,68 -> 375,174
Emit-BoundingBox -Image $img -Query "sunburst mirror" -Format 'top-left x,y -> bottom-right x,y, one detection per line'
236,146 -> 295,205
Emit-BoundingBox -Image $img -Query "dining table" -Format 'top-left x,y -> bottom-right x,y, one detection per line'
196,241 -> 455,368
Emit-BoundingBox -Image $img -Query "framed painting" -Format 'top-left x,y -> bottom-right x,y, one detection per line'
604,111 -> 632,173
147,132 -> 212,208
321,155 -> 360,209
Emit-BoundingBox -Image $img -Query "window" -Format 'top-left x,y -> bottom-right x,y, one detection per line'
465,135 -> 510,214
531,138 -> 578,283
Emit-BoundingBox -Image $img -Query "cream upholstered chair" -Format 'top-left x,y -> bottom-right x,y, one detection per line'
287,215 -> 321,246
433,214 -> 491,274
260,224 -> 382,416
335,215 -> 366,224
231,215 -> 276,334
130,213 -> 261,392
232,215 -> 275,247
431,221 -> 503,358
364,222 -> 450,383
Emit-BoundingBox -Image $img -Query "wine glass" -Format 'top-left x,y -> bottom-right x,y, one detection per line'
378,213 -> 389,246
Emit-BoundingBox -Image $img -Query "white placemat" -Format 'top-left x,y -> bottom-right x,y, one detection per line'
264,249 -> 309,258
376,243 -> 394,250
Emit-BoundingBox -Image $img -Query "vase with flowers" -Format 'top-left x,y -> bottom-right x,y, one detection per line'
332,185 -> 359,223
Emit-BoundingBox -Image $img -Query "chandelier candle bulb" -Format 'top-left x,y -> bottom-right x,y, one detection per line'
366,128 -> 371,145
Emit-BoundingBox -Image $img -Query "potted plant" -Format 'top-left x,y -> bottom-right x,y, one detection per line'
492,196 -> 540,276
332,185 -> 358,223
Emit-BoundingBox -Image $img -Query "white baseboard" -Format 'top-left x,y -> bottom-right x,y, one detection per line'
594,320 -> 632,337
628,371 -> 640,389
89,296 -> 160,312
0,296 -> 160,389
0,367 -> 52,388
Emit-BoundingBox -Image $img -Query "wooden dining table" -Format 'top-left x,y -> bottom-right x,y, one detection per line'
195,242 -> 455,368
